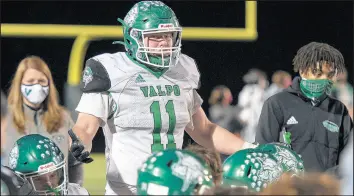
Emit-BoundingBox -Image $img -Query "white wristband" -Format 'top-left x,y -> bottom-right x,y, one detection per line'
242,141 -> 258,149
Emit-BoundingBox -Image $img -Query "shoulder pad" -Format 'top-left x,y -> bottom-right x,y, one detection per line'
177,54 -> 201,89
81,52 -> 135,93
80,55 -> 111,93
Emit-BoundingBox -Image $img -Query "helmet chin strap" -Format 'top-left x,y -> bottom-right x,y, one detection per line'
46,186 -> 61,196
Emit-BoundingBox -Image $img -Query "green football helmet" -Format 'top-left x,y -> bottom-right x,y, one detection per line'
256,143 -> 305,176
222,148 -> 284,192
118,1 -> 182,69
137,149 -> 214,195
8,134 -> 67,195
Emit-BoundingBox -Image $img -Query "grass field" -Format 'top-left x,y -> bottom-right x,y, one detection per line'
83,153 -> 106,195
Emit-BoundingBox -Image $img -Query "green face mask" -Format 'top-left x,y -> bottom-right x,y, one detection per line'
300,78 -> 333,100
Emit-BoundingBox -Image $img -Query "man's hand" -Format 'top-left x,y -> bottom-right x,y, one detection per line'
68,129 -> 93,163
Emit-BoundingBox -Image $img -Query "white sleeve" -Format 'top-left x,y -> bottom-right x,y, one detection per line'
75,92 -> 113,126
67,183 -> 89,195
186,90 -> 203,130
191,89 -> 203,115
238,85 -> 252,107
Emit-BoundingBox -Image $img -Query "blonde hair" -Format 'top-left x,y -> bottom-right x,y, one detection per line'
208,85 -> 231,105
272,70 -> 291,86
185,144 -> 223,185
8,56 -> 64,134
260,172 -> 340,195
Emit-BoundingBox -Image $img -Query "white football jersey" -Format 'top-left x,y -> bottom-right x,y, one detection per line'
76,52 -> 202,194
67,183 -> 89,195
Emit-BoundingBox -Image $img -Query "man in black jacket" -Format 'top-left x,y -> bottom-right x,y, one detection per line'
256,42 -> 353,172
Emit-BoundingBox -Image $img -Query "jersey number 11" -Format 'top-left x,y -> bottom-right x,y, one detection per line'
150,100 -> 176,152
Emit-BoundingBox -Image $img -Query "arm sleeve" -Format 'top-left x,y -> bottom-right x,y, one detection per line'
63,109 -> 75,129
68,162 -> 84,186
191,89 -> 203,115
255,98 -> 284,144
75,92 -> 113,127
338,108 -> 353,154
186,90 -> 203,130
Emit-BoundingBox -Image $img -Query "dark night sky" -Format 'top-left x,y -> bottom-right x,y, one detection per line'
1,1 -> 353,151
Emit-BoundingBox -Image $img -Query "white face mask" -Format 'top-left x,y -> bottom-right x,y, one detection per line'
21,84 -> 49,105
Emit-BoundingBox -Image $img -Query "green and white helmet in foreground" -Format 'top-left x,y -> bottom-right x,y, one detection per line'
8,134 -> 67,195
256,142 -> 305,176
222,148 -> 284,193
118,1 -> 182,69
137,149 -> 214,195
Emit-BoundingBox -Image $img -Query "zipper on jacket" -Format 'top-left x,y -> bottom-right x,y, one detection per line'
34,111 -> 38,126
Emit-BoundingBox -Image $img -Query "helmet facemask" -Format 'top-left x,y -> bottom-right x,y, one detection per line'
130,27 -> 182,69
21,161 -> 67,196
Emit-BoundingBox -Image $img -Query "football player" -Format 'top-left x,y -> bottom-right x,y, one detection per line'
1,90 -> 33,195
8,134 -> 89,195
68,1 -> 256,195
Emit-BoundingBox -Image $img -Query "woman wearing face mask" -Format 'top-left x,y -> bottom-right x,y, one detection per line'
2,56 -> 84,186
256,42 -> 353,172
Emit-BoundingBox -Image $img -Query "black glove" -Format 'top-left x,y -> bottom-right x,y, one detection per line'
1,165 -> 33,195
68,129 -> 94,163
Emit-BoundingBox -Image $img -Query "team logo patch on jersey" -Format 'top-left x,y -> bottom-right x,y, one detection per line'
322,120 -> 339,133
135,74 -> 146,83
286,116 -> 298,125
82,66 -> 93,88
108,99 -> 118,119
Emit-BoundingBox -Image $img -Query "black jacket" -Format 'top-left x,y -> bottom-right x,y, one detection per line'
256,77 -> 353,172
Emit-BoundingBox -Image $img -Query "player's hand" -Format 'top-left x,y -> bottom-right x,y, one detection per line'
68,129 -> 94,163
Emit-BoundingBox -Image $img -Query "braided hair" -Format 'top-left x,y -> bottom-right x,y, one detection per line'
292,42 -> 345,75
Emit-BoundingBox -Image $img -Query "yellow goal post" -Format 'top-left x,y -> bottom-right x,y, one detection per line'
1,1 -> 257,86
1,1 -> 257,119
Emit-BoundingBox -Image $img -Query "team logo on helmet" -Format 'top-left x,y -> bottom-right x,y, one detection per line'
255,156 -> 283,184
124,4 -> 139,27
274,145 -> 303,173
172,151 -> 205,192
8,143 -> 19,169
158,23 -> 174,29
